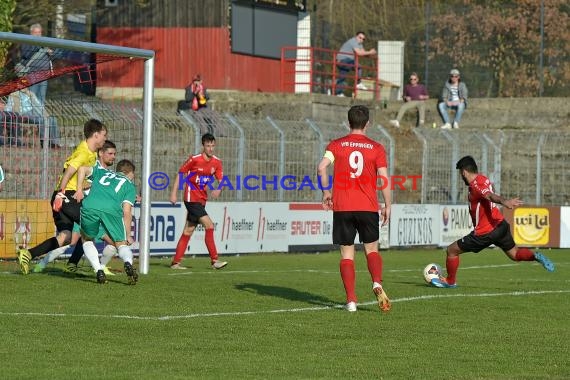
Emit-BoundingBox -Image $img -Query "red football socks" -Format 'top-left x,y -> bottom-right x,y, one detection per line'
366,251 -> 383,284
340,259 -> 356,303
205,228 -> 218,262
172,233 -> 190,264
515,247 -> 535,261
446,255 -> 460,285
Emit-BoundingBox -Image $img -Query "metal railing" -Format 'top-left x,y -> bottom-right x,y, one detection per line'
280,46 -> 379,99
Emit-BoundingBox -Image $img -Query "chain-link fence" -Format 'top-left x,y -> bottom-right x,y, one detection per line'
3,101 -> 570,206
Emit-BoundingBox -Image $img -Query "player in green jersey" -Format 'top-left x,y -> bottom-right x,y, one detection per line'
75,159 -> 138,284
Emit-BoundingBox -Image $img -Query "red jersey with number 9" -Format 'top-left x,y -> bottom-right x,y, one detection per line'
325,133 -> 387,212
468,174 -> 504,235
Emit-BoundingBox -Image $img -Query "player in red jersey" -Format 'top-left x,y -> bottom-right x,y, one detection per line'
317,105 -> 392,313
169,133 -> 227,270
431,155 -> 555,288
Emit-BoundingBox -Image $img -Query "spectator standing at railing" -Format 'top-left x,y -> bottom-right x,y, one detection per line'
335,32 -> 376,96
438,69 -> 468,129
389,72 -> 429,128
18,23 -> 54,106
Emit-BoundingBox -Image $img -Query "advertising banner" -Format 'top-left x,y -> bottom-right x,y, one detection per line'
560,207 -> 570,248
131,202 -> 185,255
0,200 -> 393,259
287,203 -> 389,250
503,206 -> 560,248
219,202 -> 289,253
389,204 -> 439,246
131,202 -> 388,256
250,203 -> 290,252
287,203 -> 334,249
131,202 -> 291,255
0,200 -> 55,258
439,205 -> 473,247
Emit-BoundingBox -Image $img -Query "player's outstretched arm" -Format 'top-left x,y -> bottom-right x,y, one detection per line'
73,166 -> 93,202
58,165 -> 78,193
486,193 -> 523,209
501,197 -> 523,209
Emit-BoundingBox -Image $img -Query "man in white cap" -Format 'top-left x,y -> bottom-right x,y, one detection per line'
438,68 -> 468,129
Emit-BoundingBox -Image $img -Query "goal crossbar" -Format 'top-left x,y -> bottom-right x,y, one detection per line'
0,32 -> 154,59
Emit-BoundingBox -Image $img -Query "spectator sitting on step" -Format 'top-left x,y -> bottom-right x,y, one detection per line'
177,74 -> 210,113
5,88 -> 61,148
389,72 -> 429,128
438,68 -> 468,129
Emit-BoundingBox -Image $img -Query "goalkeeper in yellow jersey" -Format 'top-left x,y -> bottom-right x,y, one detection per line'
17,119 -> 107,275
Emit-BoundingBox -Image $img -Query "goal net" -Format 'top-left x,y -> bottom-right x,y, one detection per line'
0,32 -> 154,274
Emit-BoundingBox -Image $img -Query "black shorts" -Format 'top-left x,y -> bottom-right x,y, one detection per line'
457,220 -> 516,253
51,190 -> 81,233
184,201 -> 208,224
332,211 -> 379,245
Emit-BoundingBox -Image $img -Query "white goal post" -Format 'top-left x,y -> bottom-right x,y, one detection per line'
0,31 -> 155,275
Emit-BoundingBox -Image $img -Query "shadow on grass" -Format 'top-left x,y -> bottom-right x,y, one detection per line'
38,265 -> 134,285
46,270 -> 135,286
394,279 -> 434,288
235,282 -> 339,308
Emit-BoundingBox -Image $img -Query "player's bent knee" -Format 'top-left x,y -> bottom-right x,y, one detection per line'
183,225 -> 196,235
446,242 -> 462,257
59,230 -> 72,246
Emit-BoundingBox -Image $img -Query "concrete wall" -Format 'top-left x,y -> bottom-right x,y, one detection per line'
183,91 -> 570,130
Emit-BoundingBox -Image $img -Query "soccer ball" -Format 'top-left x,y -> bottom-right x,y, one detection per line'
423,263 -> 442,284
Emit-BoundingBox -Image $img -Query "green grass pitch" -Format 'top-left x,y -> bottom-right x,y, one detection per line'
1,248 -> 569,379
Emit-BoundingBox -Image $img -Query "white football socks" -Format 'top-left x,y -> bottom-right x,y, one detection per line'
82,240 -> 103,271
117,245 -> 133,265
40,245 -> 70,266
101,245 -> 118,266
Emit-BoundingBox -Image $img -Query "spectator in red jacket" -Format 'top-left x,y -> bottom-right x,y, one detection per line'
177,74 -> 210,113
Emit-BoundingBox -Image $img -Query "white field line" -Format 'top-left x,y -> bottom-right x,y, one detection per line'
1,289 -> 569,321
169,262 -> 568,276
0,263 -> 547,277
1,262 -> 564,277
167,263 -> 521,276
